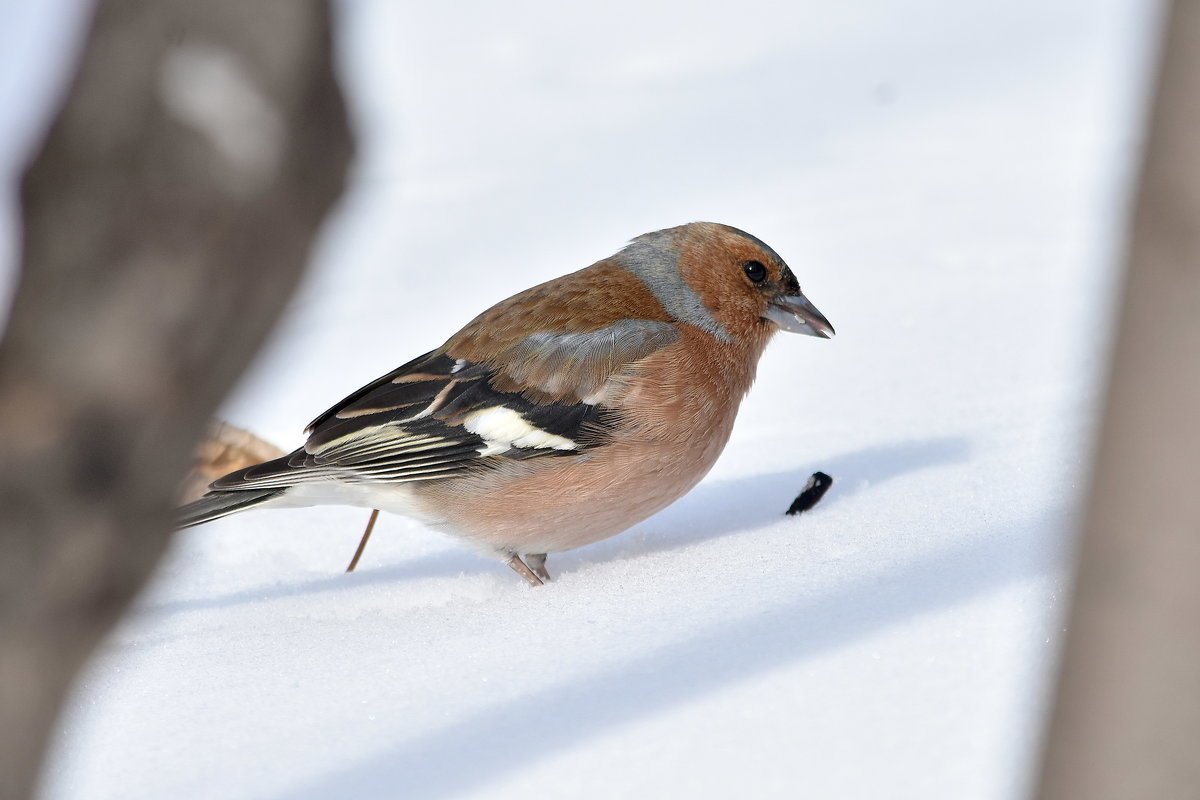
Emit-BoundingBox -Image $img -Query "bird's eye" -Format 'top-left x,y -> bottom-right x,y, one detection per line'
743,260 -> 767,283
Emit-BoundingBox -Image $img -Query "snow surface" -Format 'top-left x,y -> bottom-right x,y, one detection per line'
0,1 -> 1161,798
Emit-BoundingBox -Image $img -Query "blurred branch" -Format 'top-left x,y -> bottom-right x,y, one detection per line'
181,420 -> 286,504
1035,2 -> 1200,798
0,2 -> 352,798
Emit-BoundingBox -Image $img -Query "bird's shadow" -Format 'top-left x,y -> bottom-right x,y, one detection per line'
565,434 -> 973,567
139,435 -> 970,616
272,455 -> 1057,799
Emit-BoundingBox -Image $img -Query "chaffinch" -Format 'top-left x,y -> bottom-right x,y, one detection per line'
178,222 -> 834,585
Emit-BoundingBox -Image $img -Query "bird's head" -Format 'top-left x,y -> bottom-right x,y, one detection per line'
618,222 -> 835,345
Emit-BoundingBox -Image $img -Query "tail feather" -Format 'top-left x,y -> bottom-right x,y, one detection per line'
178,488 -> 286,529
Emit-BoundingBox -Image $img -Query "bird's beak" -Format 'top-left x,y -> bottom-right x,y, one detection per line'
764,293 -> 835,338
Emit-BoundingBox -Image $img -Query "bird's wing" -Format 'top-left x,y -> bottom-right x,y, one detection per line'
210,319 -> 678,490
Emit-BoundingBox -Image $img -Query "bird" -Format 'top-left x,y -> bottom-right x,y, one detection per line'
178,222 -> 835,586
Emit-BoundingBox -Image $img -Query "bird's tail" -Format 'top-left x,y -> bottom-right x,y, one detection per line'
177,488 -> 286,529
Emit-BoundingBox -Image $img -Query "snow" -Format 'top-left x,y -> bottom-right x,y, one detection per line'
0,0 -> 1160,798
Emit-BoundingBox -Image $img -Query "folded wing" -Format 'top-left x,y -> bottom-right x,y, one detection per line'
211,319 -> 678,491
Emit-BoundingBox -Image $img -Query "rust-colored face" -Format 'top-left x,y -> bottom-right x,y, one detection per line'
672,223 -> 834,341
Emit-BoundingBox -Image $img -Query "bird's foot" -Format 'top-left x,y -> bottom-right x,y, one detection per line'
525,553 -> 552,582
506,554 -> 545,587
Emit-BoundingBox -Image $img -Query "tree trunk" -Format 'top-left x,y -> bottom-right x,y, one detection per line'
0,2 -> 353,798
1035,2 -> 1200,798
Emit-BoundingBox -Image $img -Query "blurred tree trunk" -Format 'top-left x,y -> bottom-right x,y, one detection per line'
0,2 -> 353,798
1035,2 -> 1200,798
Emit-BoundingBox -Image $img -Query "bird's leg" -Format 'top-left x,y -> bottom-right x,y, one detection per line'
525,553 -> 552,582
506,554 -> 545,587
345,508 -> 380,573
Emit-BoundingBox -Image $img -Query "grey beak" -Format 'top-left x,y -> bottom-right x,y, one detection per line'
763,293 -> 835,338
